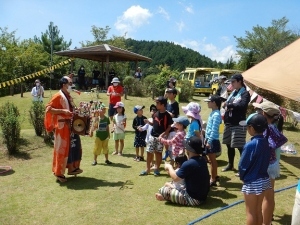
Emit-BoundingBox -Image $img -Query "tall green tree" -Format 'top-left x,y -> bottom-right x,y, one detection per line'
34,22 -> 72,54
235,17 -> 299,70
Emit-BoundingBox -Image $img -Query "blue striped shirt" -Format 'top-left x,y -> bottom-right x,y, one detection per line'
205,110 -> 222,145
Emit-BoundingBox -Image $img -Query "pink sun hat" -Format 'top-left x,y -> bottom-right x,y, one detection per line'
182,102 -> 201,120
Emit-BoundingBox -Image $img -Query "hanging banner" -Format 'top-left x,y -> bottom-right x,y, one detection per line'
0,58 -> 73,89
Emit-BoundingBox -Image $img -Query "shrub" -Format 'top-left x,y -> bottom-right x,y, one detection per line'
0,102 -> 21,154
178,80 -> 194,102
123,76 -> 146,97
29,101 -> 45,136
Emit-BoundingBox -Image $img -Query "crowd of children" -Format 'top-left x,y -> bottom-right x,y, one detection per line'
86,77 -> 289,222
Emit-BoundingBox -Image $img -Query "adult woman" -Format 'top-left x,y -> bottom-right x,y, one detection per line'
222,74 -> 250,173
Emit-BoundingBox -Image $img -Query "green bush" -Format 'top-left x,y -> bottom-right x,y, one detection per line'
178,80 -> 194,102
29,101 -> 45,136
0,102 -> 21,154
123,76 -> 146,97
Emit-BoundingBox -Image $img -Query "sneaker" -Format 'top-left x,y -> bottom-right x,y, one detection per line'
112,151 -> 118,155
235,172 -> 240,177
139,156 -> 145,161
133,156 -> 139,161
118,152 -> 122,156
91,161 -> 97,166
222,164 -> 234,172
210,181 -> 217,187
105,160 -> 112,164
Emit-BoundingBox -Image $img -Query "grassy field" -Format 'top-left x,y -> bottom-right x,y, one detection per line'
0,90 -> 299,225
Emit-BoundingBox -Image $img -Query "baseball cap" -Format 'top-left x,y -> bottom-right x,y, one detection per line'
113,102 -> 125,108
252,101 -> 280,117
230,74 -> 244,82
155,96 -> 167,105
111,77 -> 120,83
133,105 -> 145,114
172,116 -> 190,127
239,113 -> 268,131
183,136 -> 204,155
166,88 -> 177,95
204,95 -> 222,107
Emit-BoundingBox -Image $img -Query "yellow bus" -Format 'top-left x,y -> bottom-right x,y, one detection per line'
211,69 -> 242,95
179,67 -> 217,96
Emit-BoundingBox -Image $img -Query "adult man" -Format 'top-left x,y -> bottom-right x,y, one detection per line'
31,79 -> 44,102
92,66 -> 100,87
106,77 -> 124,121
44,77 -> 82,183
155,136 -> 210,206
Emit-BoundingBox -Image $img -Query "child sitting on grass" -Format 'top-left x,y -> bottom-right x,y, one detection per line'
163,153 -> 188,191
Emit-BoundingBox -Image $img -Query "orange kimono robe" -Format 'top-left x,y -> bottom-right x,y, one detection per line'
45,90 -> 72,176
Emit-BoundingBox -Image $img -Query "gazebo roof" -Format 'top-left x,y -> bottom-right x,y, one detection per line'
55,44 -> 152,62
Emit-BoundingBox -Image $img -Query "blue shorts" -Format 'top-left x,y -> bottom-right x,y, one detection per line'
109,103 -> 116,117
205,139 -> 221,154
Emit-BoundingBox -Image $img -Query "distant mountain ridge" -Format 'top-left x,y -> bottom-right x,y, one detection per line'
125,38 -> 224,71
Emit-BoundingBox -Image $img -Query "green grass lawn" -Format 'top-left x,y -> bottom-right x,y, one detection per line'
0,90 -> 299,225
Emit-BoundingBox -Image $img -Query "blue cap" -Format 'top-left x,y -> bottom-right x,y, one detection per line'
133,105 -> 145,114
172,116 -> 190,127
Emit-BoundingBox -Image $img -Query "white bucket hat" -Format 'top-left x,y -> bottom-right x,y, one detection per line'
111,77 -> 120,83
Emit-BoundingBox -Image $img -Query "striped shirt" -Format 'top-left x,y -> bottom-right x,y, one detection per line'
160,130 -> 186,157
205,110 -> 222,145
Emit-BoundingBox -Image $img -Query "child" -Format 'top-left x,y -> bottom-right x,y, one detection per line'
158,116 -> 189,167
238,113 -> 272,225
253,101 -> 288,225
111,102 -> 126,156
181,102 -> 202,139
163,153 -> 188,190
132,105 -> 147,161
140,96 -> 173,176
163,88 -> 180,160
89,105 -> 112,165
204,95 -> 222,187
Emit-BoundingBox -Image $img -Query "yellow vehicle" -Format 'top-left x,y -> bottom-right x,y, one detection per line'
178,67 -> 217,96
211,69 -> 243,95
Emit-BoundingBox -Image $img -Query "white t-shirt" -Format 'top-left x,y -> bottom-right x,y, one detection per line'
31,86 -> 44,102
113,114 -> 126,133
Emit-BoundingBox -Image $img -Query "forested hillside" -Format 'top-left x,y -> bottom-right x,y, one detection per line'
125,39 -> 224,72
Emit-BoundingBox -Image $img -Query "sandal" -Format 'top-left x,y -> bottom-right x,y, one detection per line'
153,170 -> 160,176
67,168 -> 82,175
56,175 -> 67,183
139,170 -> 149,176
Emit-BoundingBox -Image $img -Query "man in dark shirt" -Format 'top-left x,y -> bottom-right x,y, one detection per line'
140,96 -> 173,176
155,136 -> 210,205
92,66 -> 100,87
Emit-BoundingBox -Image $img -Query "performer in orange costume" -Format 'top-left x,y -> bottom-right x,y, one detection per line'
45,77 -> 82,183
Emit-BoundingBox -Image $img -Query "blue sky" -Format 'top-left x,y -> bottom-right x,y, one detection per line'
1,0 -> 300,63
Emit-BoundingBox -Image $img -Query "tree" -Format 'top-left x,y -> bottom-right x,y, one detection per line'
234,17 -> 299,70
34,22 -> 72,54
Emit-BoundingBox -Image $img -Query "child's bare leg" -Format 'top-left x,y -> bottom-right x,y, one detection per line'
164,182 -> 175,188
140,147 -> 144,158
114,140 -> 119,153
262,180 -> 275,225
208,153 -> 218,181
120,139 -> 124,153
135,147 -> 139,157
244,193 -> 264,225
145,152 -> 153,173
154,151 -> 162,170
